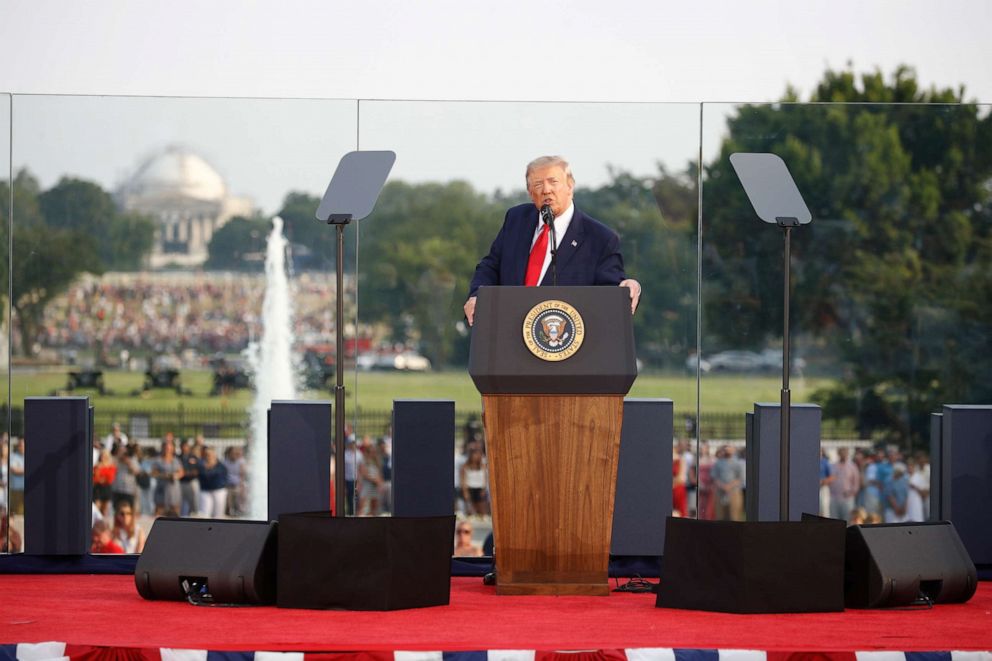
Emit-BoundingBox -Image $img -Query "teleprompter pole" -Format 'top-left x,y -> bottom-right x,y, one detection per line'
328,214 -> 352,517
778,217 -> 798,521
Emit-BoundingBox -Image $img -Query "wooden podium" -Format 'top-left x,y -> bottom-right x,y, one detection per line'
469,286 -> 637,595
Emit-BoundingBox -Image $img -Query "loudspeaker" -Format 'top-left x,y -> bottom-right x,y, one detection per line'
745,403 -> 821,521
611,398 -> 672,556
134,518 -> 277,605
277,512 -> 454,610
845,521 -> 977,608
392,400 -> 454,517
656,515 -> 846,613
24,397 -> 93,555
268,400 -> 332,521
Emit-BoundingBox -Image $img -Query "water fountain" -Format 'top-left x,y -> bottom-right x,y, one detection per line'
245,216 -> 297,519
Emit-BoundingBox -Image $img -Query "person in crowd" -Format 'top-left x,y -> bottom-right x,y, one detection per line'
178,437 -> 201,516
453,521 -> 483,557
883,462 -> 910,523
103,421 -> 129,453
222,444 -> 247,517
376,436 -> 393,515
849,506 -> 868,526
9,437 -> 25,517
92,448 -> 117,519
1,505 -> 22,553
861,448 -> 885,517
139,445 -> 158,517
90,519 -> 124,554
357,436 -> 384,516
819,448 -> 835,517
198,445 -> 229,518
111,442 -> 142,514
829,446 -> 861,523
343,433 -> 358,516
678,439 -> 697,517
906,452 -> 930,522
152,434 -> 184,516
460,442 -> 489,518
672,445 -> 688,517
695,442 -> 715,520
463,155 -> 641,326
0,436 -> 8,511
712,444 -> 744,521
111,503 -> 145,553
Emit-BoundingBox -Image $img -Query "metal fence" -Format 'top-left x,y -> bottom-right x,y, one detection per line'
1,404 -> 861,443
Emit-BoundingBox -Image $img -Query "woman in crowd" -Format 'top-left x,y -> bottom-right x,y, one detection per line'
152,435 -> 184,516
198,446 -> 229,518
460,443 -> 489,517
92,448 -> 117,518
453,521 -> 483,557
111,443 -> 142,515
357,436 -> 384,516
111,503 -> 146,553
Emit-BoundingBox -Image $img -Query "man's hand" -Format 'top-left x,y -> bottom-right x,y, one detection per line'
463,296 -> 477,326
619,279 -> 641,314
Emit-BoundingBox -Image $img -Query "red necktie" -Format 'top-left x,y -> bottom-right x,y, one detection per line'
524,223 -> 550,286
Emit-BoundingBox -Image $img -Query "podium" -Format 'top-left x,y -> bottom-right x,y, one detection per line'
469,286 -> 637,595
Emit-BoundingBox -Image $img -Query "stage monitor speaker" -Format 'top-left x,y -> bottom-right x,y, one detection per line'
845,521 -> 977,608
135,518 -> 277,605
277,512 -> 454,610
656,515 -> 845,613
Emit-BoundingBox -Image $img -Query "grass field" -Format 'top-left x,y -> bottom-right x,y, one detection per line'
2,367 -> 835,415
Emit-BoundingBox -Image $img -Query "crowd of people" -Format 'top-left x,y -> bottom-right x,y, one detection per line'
85,426 -> 250,554
673,440 -> 933,525
34,273 -> 339,358
1,419 -> 937,557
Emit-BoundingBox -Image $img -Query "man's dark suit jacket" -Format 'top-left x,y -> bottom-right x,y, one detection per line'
468,203 -> 627,298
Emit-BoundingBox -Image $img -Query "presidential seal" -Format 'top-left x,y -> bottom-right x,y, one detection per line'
522,299 -> 585,362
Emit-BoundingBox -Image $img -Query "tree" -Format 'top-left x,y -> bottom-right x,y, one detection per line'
3,170 -> 100,355
39,177 -> 155,271
576,164 -> 698,369
204,214 -> 271,271
700,65 -> 992,446
358,180 -> 504,367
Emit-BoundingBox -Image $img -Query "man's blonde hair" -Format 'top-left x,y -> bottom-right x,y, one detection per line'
525,155 -> 575,188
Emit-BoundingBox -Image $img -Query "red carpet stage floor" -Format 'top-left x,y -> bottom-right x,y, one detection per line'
0,576 -> 990,654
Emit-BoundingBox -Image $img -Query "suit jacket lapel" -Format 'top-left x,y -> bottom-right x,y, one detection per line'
542,208 -> 586,283
512,207 -> 541,285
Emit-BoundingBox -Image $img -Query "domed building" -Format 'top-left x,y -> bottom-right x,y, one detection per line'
116,146 -> 254,268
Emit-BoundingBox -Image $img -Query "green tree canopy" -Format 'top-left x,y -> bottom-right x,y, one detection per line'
701,65 -> 992,445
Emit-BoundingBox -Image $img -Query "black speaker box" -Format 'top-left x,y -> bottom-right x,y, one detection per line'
134,518 -> 277,605
845,521 -> 977,608
656,516 -> 846,613
277,512 -> 454,611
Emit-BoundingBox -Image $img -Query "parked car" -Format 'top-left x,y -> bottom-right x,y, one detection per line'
707,350 -> 765,372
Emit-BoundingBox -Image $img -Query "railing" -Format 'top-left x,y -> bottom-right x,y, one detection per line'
0,404 -> 862,443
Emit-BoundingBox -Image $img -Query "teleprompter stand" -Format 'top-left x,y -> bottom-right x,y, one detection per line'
316,150 -> 396,517
729,152 -> 812,521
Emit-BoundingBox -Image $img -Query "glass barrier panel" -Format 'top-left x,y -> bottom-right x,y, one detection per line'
1,93 -> 15,553
356,100 -> 700,548
700,102 -> 992,524
9,94 -> 356,552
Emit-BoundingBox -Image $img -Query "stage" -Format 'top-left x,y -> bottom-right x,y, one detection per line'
0,576 -> 990,657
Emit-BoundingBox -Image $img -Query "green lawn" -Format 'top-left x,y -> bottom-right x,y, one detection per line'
2,367 -> 835,416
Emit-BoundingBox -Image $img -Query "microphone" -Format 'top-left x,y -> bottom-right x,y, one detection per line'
540,205 -> 559,286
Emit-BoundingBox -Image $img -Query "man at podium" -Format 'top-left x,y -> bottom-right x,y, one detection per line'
463,155 -> 641,325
